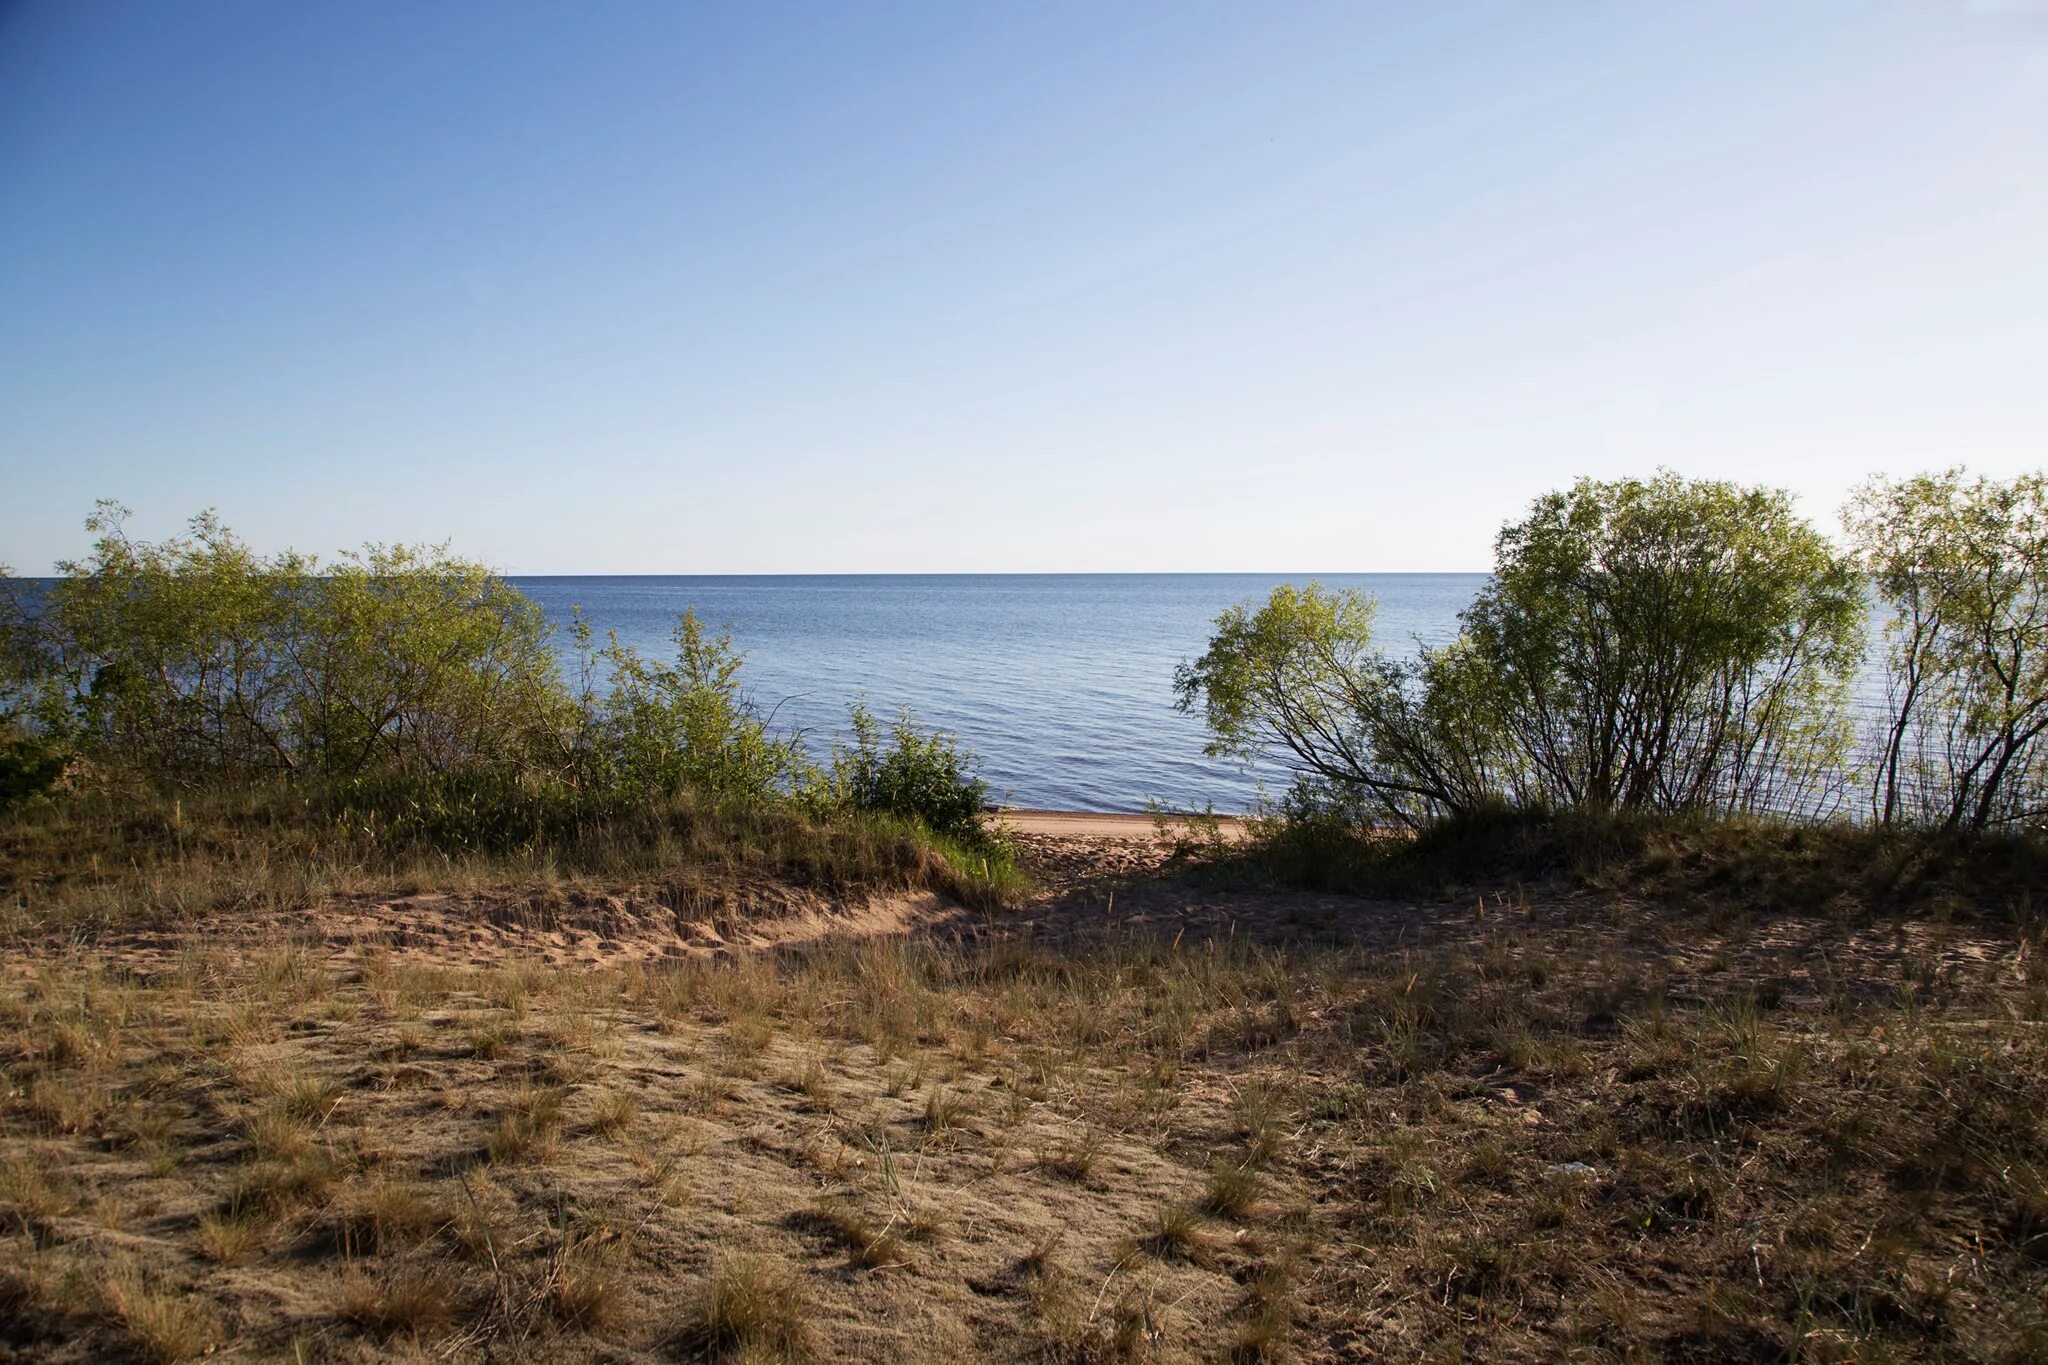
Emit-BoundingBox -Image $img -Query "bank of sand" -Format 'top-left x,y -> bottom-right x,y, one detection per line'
995,807 -> 1248,840
5,800 -> 2039,1361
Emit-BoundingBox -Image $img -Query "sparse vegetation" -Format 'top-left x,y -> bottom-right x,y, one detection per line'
696,1253 -> 812,1358
2,839 -> 2043,1358
0,505 -> 1025,932
1,485 -> 2044,1358
1177,469 -> 2048,857
1205,800 -> 2048,914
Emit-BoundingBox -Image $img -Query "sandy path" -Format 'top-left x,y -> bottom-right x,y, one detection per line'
995,807 -> 1248,839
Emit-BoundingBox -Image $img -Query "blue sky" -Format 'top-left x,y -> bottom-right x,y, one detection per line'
3,1 -> 2045,573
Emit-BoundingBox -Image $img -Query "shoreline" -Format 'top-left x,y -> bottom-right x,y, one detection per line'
995,807 -> 1250,839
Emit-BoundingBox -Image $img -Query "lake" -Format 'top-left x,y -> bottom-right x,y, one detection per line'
512,574 -> 1488,813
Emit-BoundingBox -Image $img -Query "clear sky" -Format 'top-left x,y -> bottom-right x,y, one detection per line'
3,2 -> 2045,574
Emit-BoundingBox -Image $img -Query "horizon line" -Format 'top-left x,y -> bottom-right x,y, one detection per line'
5,567 -> 1498,581
495,568 -> 1497,579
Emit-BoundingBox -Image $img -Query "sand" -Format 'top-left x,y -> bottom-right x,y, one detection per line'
995,807 -> 1247,840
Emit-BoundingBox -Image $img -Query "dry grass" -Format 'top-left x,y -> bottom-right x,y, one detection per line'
339,1261 -> 463,1338
587,1088 -> 638,1139
798,1198 -> 914,1271
1,831 -> 2045,1360
99,1265 -> 220,1362
193,1209 -> 263,1265
1201,1160 -> 1261,1220
0,781 -> 1029,939
696,1252 -> 812,1358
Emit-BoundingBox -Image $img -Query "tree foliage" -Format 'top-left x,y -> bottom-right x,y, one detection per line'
580,611 -> 803,803
1467,473 -> 1865,816
4,503 -> 558,784
1847,469 -> 2048,831
1172,585 -> 1504,828
0,506 -> 995,845
827,700 -> 991,843
1179,473 -> 1867,826
0,560 -> 68,808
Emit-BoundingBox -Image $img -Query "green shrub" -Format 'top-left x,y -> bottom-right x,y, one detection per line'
1177,472 -> 1866,826
575,610 -> 804,803
3,504 -> 559,785
1467,472 -> 1865,815
828,702 -> 991,845
1848,468 -> 2048,832
0,506 -> 1021,908
0,729 -> 66,810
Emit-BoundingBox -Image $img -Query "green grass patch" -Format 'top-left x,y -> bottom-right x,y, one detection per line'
1184,803 -> 2048,918
1,775 -> 1026,936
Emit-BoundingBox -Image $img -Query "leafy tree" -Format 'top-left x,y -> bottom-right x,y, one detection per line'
0,563 -> 44,726
1847,469 -> 2048,831
27,503 -> 311,779
0,562 -> 68,807
1468,472 -> 1865,816
291,542 -> 559,778
1172,584 -> 1505,828
1178,474 -> 1865,824
11,503 -> 561,785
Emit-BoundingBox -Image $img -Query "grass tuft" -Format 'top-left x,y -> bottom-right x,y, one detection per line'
101,1266 -> 219,1363
694,1253 -> 812,1359
1203,1161 -> 1261,1220
339,1263 -> 461,1339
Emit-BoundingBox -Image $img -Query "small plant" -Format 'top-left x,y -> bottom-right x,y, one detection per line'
546,1230 -> 627,1330
0,1156 -> 72,1221
339,1263 -> 461,1339
464,1020 -> 516,1059
193,1211 -> 263,1266
328,1178 -> 448,1255
827,701 -> 992,845
1203,1161 -> 1261,1220
1037,1129 -> 1101,1183
101,1266 -> 220,1363
1144,1201 -> 1219,1264
696,1253 -> 811,1358
802,1199 -> 911,1271
485,1086 -> 565,1164
231,1150 -> 338,1217
779,1055 -> 833,1109
589,1090 -> 637,1139
686,1072 -> 734,1113
1234,1258 -> 1297,1360
923,1086 -> 971,1134
1232,1078 -> 1291,1167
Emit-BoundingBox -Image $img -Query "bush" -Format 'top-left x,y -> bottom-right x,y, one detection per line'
2,505 -> 1026,910
1467,472 -> 1865,815
1848,468 -> 2048,832
0,729 -> 66,810
828,701 -> 991,845
572,610 -> 803,803
2,508 -> 808,809
3,504 -> 559,785
1,565 -> 72,810
1177,472 -> 1866,826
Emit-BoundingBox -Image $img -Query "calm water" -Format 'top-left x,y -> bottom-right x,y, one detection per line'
514,575 -> 1487,813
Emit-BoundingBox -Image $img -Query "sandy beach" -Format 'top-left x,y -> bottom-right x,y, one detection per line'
996,807 -> 1248,839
